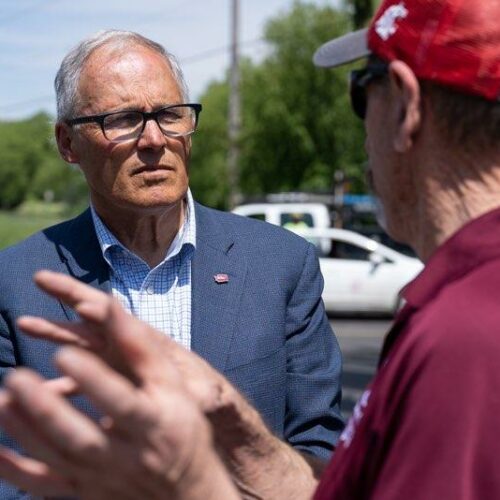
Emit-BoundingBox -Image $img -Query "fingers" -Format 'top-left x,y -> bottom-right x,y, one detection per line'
44,376 -> 79,396
33,270 -> 125,333
0,446 -> 73,497
26,271 -> 153,382
75,299 -> 175,385
34,270 -> 107,313
53,348 -> 217,490
55,347 -> 156,430
30,271 -> 185,396
31,271 -> 151,362
0,369 -> 107,467
17,315 -> 103,349
34,270 -> 121,333
0,391 -> 69,469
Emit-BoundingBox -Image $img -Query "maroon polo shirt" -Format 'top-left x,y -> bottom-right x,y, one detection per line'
314,207 -> 500,500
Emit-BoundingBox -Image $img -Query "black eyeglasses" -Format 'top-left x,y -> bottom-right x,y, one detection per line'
350,63 -> 388,119
66,103 -> 202,143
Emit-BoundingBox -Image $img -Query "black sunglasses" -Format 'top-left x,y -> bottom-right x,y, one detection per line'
350,63 -> 389,119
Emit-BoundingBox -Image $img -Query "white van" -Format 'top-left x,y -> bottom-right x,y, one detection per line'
232,203 -> 331,253
232,202 -> 330,227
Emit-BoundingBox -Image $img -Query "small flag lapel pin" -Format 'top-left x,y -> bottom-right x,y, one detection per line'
214,273 -> 229,284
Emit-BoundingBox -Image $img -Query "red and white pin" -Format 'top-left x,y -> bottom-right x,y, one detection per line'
213,273 -> 229,284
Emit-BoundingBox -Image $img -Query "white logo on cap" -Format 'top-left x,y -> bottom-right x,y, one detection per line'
375,2 -> 409,41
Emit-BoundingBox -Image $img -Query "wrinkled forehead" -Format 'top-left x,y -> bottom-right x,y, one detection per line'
77,43 -> 181,107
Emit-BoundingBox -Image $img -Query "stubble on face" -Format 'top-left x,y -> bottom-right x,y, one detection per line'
363,83 -> 409,241
363,167 -> 386,231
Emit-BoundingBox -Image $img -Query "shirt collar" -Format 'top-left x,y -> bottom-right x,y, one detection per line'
91,188 -> 197,267
402,207 -> 500,310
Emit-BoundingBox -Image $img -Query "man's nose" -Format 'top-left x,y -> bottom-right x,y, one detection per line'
137,117 -> 166,149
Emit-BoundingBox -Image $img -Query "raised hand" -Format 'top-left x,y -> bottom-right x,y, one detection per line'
2,271 -> 317,500
0,346 -> 239,499
17,270 -> 235,414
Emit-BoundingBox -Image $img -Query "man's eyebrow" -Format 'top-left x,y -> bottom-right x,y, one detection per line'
98,104 -> 185,114
101,107 -> 141,114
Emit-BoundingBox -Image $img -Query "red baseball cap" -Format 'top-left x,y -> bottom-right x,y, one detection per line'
313,0 -> 500,102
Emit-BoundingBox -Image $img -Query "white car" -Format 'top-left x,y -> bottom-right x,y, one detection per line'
294,228 -> 423,315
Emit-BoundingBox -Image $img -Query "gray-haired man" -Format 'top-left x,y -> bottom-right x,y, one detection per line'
0,30 -> 342,499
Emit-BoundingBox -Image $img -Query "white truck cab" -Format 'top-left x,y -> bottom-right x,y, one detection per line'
232,202 -> 331,253
232,202 -> 330,227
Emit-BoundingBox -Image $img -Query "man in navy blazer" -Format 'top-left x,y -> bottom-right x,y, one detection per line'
0,29 -> 342,498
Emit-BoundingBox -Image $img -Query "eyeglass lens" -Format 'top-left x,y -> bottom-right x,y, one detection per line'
102,105 -> 197,142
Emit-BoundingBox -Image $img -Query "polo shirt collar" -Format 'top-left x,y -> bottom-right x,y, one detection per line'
379,207 -> 500,366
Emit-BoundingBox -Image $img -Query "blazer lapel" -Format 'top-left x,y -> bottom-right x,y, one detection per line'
191,204 -> 247,373
46,209 -> 111,321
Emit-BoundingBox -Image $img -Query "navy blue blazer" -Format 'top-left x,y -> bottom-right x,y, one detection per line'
0,203 -> 343,498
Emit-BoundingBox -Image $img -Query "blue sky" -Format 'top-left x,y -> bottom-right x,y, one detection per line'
0,0 -> 338,120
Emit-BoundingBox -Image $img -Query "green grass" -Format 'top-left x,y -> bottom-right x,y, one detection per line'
0,211 -> 65,249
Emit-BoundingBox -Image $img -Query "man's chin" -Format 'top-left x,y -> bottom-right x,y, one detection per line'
131,183 -> 188,206
106,195 -> 185,216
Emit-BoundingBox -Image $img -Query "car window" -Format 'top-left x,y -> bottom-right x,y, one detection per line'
249,213 -> 266,221
280,213 -> 314,227
328,241 -> 371,261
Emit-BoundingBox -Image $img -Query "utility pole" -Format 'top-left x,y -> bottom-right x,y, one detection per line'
227,0 -> 242,208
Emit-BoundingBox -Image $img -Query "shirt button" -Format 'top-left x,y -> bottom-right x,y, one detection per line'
146,286 -> 155,295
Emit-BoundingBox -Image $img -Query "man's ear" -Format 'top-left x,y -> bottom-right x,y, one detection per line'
55,122 -> 79,164
387,61 -> 422,153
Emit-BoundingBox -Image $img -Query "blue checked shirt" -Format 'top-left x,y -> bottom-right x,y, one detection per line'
91,190 -> 196,350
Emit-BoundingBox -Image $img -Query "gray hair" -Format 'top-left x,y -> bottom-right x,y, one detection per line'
54,29 -> 189,121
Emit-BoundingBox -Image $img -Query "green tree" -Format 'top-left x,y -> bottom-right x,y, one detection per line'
189,80 -> 230,208
190,1 -> 367,209
0,113 -> 48,208
0,113 -> 87,210
241,2 -> 365,195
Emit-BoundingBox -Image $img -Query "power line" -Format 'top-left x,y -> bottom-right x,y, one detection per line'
181,38 -> 263,64
0,38 -> 266,113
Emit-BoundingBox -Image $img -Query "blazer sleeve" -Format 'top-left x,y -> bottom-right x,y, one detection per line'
284,243 -> 344,460
0,312 -> 16,379
0,313 -> 31,499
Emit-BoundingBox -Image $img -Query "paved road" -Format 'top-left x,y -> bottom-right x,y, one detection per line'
330,318 -> 393,418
